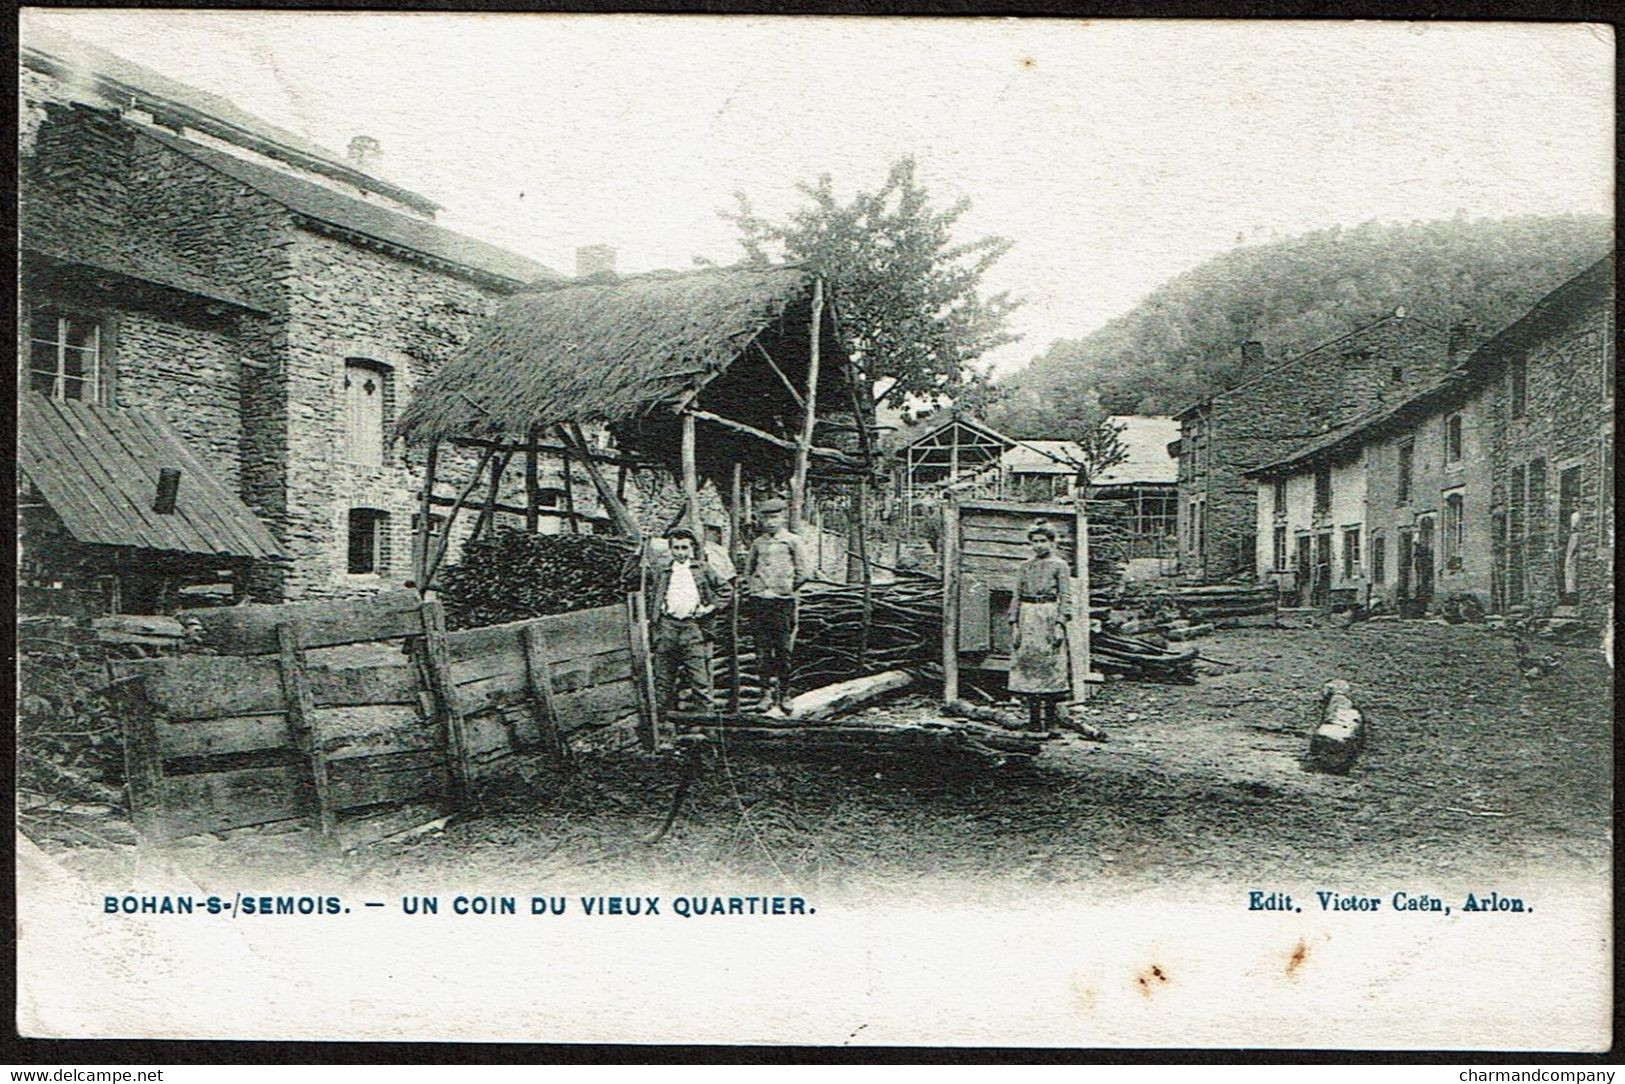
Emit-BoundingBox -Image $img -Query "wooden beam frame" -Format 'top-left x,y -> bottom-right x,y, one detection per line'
557,423 -> 640,538
412,439 -> 441,590
753,339 -> 806,411
421,444 -> 495,593
687,409 -> 863,470
789,276 -> 825,527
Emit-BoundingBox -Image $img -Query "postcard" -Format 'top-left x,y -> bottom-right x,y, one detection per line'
15,10 -> 1614,1050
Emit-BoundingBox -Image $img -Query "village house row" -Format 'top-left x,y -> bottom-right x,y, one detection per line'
19,25 -> 734,614
1174,257 -> 1614,622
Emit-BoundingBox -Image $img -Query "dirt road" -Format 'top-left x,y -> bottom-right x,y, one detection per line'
337,622 -> 1610,892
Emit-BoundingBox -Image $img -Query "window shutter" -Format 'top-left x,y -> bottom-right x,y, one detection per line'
345,362 -> 385,466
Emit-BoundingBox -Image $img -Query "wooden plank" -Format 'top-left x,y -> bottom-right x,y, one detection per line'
116,681 -> 165,841
54,397 -> 200,554
308,661 -> 420,707
116,403 -> 257,558
588,648 -> 633,685
418,599 -> 471,804
962,540 -> 1044,561
522,623 -> 571,764
116,656 -> 283,719
191,590 -> 426,655
554,678 -> 638,732
160,765 -> 303,839
1070,495 -> 1092,705
19,400 -> 134,551
461,711 -> 517,759
318,704 -> 439,759
959,574 -> 991,653
327,754 -> 449,812
336,800 -> 446,852
625,591 -> 658,750
278,622 -> 336,846
158,713 -> 288,760
958,498 -> 1074,518
447,607 -> 624,669
962,553 -> 1028,579
942,499 -> 961,703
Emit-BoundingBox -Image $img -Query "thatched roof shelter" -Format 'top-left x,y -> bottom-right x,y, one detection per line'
397,263 -> 878,594
397,264 -> 860,469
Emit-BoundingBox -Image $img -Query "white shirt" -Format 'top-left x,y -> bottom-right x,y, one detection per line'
665,561 -> 702,619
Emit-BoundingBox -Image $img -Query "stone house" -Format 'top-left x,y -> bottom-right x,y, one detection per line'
19,25 -> 577,607
1243,257 -> 1613,620
1172,315 -> 1464,582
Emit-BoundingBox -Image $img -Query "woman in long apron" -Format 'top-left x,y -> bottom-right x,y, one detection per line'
1007,520 -> 1072,732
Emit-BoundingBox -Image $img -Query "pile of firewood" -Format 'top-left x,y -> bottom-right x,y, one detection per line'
439,529 -> 638,630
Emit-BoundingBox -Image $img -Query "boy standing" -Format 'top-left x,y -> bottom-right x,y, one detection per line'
743,498 -> 808,714
641,527 -> 732,719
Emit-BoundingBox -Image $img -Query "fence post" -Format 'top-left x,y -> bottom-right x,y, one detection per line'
276,621 -> 337,847
418,599 -> 472,803
520,622 -> 572,768
116,678 -> 165,843
941,498 -> 960,704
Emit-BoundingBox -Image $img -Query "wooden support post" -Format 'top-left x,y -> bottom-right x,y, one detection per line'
277,621 -> 336,848
116,680 -> 164,843
418,599 -> 471,803
616,463 -> 629,503
1070,499 -> 1093,704
681,411 -> 702,541
520,623 -> 572,768
472,448 -> 513,542
856,474 -> 872,668
789,276 -> 825,527
562,446 -> 579,533
625,591 -> 660,750
941,498 -> 960,704
413,439 -> 440,592
422,445 -> 494,593
728,461 -> 743,714
558,423 -> 640,538
525,426 -> 540,533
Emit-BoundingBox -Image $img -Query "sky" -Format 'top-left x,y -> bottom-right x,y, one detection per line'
24,11 -> 1615,379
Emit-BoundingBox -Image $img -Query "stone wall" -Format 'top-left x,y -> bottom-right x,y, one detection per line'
1486,302 -> 1614,620
276,230 -> 508,599
1178,316 -> 1455,582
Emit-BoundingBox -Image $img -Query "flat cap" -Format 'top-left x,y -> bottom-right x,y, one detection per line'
757,498 -> 788,514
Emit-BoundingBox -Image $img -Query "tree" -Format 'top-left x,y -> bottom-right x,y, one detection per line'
724,156 -> 1021,411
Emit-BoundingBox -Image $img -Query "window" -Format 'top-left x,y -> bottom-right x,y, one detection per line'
1371,532 -> 1386,584
1508,464 -> 1526,605
1272,478 -> 1286,518
28,310 -> 102,402
1443,491 -> 1465,571
1510,356 -> 1527,418
1444,413 -> 1463,465
1314,466 -> 1331,515
1396,439 -> 1414,505
1390,366 -> 1404,384
1342,526 -> 1361,580
344,359 -> 392,467
347,508 -> 390,575
1272,525 -> 1288,572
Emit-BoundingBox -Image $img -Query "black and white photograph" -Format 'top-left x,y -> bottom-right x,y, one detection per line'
13,10 -> 1615,1051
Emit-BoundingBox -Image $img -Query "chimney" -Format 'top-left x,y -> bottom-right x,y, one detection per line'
347,135 -> 383,171
1240,340 -> 1264,368
1448,320 -> 1481,365
576,244 -> 617,279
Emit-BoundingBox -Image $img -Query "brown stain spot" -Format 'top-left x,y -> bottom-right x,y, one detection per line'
1286,938 -> 1309,977
1069,978 -> 1099,1014
1134,963 -> 1171,997
1019,55 -> 1037,70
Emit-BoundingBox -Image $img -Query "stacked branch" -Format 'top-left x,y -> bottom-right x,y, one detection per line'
670,710 -> 1049,767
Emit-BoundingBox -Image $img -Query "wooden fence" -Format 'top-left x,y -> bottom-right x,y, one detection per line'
112,591 -> 639,850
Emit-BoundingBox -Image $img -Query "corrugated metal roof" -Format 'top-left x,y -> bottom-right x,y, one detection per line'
137,126 -> 559,288
1004,417 -> 1179,484
20,393 -> 284,560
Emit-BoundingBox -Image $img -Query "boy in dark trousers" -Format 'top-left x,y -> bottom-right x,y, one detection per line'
743,498 -> 808,715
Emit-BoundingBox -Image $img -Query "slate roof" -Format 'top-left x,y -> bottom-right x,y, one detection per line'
1244,257 -> 1615,479
137,127 -> 558,288
22,20 -> 441,215
20,393 -> 283,560
21,198 -> 265,312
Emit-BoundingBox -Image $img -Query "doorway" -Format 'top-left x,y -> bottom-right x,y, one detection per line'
1397,527 -> 1414,616
1412,513 -> 1437,615
1557,465 -> 1582,603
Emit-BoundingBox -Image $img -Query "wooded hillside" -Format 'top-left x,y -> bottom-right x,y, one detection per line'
988,214 -> 1611,434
